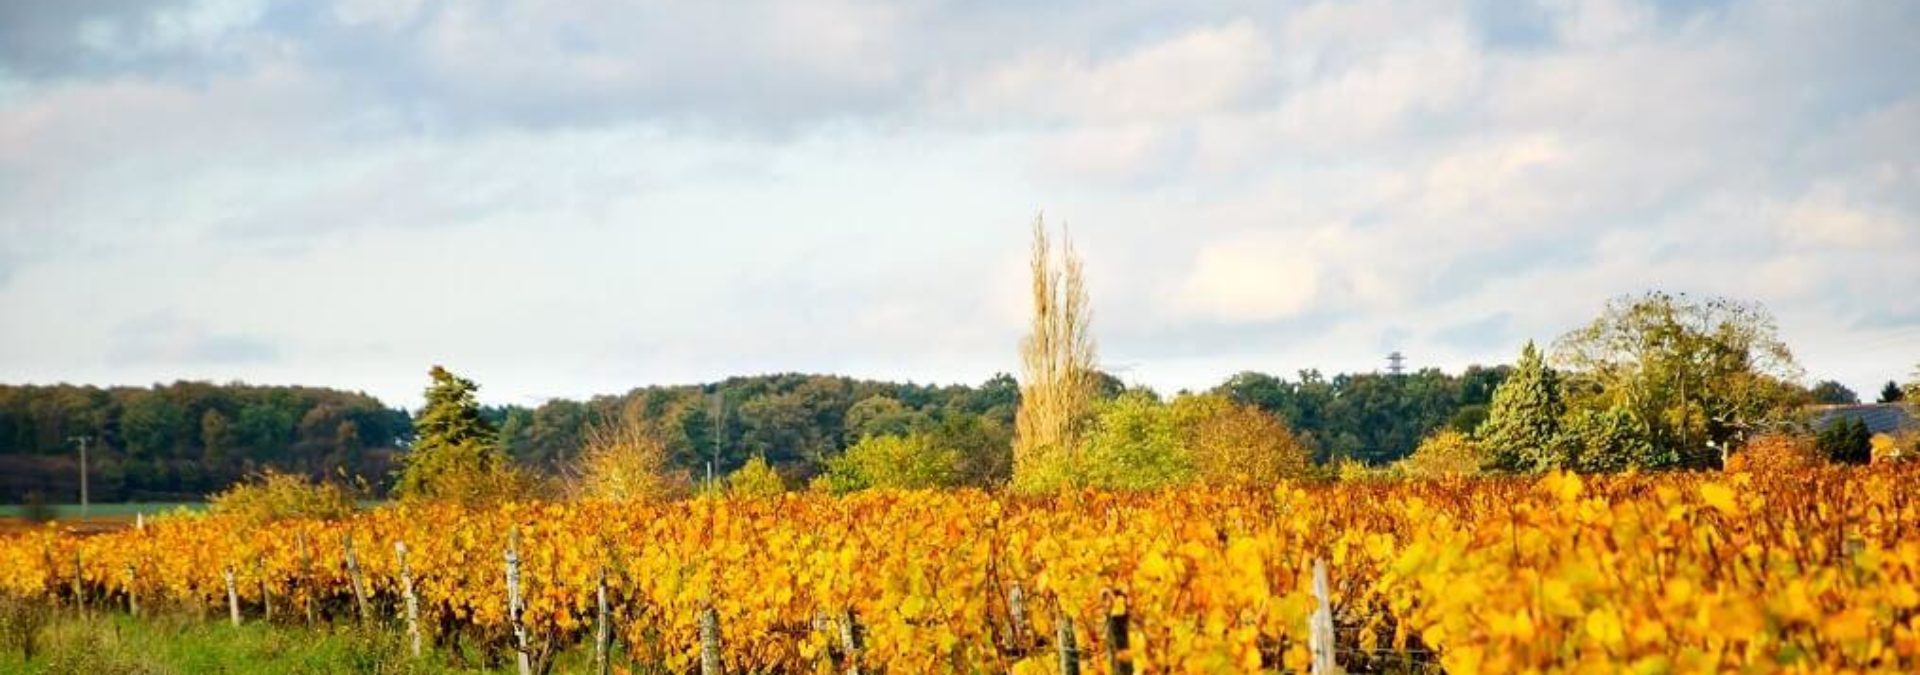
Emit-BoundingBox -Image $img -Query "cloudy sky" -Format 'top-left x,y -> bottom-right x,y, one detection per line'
2,0 -> 1916,408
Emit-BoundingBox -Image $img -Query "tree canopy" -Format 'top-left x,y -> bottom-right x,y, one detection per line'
1810,380 -> 1859,405
0,382 -> 406,502
1213,365 -> 1509,465
1551,292 -> 1804,469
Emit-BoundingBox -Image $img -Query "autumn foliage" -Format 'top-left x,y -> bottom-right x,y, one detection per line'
1725,433 -> 1827,474
4,466 -> 1919,672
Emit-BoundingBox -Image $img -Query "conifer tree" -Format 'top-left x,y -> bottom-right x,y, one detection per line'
1817,417 -> 1872,464
1477,342 -> 1566,471
1882,380 -> 1907,404
396,366 -> 512,501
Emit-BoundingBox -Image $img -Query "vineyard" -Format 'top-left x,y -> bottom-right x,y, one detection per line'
4,466 -> 1919,673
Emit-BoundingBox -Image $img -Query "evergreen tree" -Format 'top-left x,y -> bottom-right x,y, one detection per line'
395,366 -> 512,501
1477,342 -> 1566,472
1882,380 -> 1907,404
1817,418 -> 1872,464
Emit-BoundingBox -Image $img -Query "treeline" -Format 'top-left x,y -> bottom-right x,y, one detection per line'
10,289 -> 1900,503
0,366 -> 1521,501
485,367 -> 1519,486
1211,366 -> 1510,465
0,383 -> 408,502
487,373 -> 1023,483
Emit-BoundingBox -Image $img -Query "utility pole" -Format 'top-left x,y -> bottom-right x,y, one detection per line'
709,391 -> 724,491
68,435 -> 91,518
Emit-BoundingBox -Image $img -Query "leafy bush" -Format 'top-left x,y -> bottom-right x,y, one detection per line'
17,492 -> 53,525
1398,430 -> 1486,478
727,456 -> 785,497
1334,457 -> 1398,482
207,470 -> 356,524
570,416 -> 688,502
1872,432 -> 1916,465
1170,394 -> 1312,486
1023,391 -> 1316,491
820,433 -> 960,493
1560,407 -> 1664,472
0,595 -> 50,662
1725,433 -> 1825,473
1816,418 -> 1872,464
1079,391 -> 1191,490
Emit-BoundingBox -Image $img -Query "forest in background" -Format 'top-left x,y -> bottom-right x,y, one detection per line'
0,365 -> 1516,502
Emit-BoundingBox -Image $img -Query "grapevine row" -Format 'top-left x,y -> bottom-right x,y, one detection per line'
3,466 -> 1918,672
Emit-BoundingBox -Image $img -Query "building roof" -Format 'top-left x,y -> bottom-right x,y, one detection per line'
1809,403 -> 1917,436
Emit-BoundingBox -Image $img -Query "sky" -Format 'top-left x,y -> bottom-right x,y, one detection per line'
1,0 -> 1917,409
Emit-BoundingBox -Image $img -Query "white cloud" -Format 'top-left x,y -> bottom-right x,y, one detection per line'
330,0 -> 428,29
1178,230 -> 1326,322
1775,185 -> 1911,249
2,0 -> 1918,404
959,20 -> 1273,125
1268,15 -> 1483,149
1546,0 -> 1655,46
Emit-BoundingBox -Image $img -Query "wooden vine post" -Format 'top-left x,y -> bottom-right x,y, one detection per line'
343,533 -> 372,625
256,560 -> 273,622
505,529 -> 533,675
297,532 -> 316,626
124,564 -> 138,617
699,606 -> 724,675
838,609 -> 865,675
224,565 -> 242,627
1056,607 -> 1080,675
70,551 -> 85,616
1006,583 -> 1029,651
396,541 -> 423,658
1104,590 -> 1133,675
1310,558 -> 1342,675
594,565 -> 613,675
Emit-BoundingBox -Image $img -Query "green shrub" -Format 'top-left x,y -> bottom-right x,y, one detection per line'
18,492 -> 54,525
727,456 -> 786,497
1396,430 -> 1486,478
0,595 -> 50,663
1816,418 -> 1873,465
1079,391 -> 1191,490
820,433 -> 960,493
208,470 -> 357,524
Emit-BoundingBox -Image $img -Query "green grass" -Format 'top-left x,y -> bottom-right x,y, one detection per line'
0,610 -> 613,674
0,503 -> 205,519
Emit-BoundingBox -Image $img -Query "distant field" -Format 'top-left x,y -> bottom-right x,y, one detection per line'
0,502 -> 204,518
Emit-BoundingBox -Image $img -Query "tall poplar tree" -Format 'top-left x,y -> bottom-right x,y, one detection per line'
1011,216 -> 1099,492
